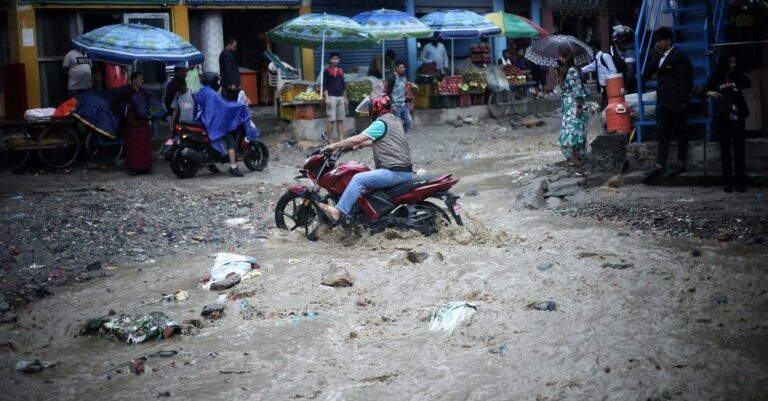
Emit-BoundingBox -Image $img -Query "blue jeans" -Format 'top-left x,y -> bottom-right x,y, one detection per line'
394,103 -> 412,133
336,169 -> 412,216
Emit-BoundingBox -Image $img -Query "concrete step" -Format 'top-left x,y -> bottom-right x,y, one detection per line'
624,170 -> 768,188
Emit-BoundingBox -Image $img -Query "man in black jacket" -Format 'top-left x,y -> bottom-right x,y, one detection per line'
219,37 -> 240,102
642,27 -> 694,182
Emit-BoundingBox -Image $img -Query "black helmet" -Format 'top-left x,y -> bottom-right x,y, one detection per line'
201,72 -> 220,91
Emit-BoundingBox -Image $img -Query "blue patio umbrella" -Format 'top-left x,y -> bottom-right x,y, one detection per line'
353,9 -> 432,78
72,23 -> 204,67
420,9 -> 503,75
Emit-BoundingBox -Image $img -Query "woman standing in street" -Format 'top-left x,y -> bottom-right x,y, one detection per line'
558,46 -> 589,166
113,72 -> 152,175
704,52 -> 751,192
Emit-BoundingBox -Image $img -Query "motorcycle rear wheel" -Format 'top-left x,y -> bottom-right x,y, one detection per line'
244,141 -> 269,171
274,191 -> 322,241
170,147 -> 200,178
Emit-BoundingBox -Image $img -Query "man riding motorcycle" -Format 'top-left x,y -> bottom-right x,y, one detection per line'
193,72 -> 258,177
318,95 -> 413,224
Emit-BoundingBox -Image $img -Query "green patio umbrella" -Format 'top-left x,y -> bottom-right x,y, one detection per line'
268,13 -> 378,94
353,9 -> 433,79
484,12 -> 548,38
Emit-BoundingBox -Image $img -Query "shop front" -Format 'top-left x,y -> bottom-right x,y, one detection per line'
541,0 -> 609,49
6,0 -> 190,109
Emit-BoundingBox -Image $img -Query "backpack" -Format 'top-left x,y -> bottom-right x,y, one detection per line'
599,51 -> 628,79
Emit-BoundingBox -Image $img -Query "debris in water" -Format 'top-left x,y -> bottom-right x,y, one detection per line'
207,253 -> 258,290
157,391 -> 171,398
290,311 -> 319,324
601,261 -> 634,270
162,290 -> 189,302
406,251 -> 430,264
219,369 -> 253,374
537,262 -> 554,272
129,357 -> 147,375
224,218 -> 249,226
691,249 -> 702,257
465,190 -> 479,197
711,293 -> 728,305
527,301 -> 557,311
428,302 -> 477,333
81,312 -> 180,344
15,359 -> 49,374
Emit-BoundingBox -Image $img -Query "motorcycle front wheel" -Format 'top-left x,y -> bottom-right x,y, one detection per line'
244,140 -> 269,171
170,147 -> 200,178
274,191 -> 322,241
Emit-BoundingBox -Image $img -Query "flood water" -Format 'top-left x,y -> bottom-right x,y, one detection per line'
1,124 -> 766,401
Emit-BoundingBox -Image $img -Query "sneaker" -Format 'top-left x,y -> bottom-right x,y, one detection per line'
667,165 -> 687,177
228,166 -> 244,177
642,166 -> 666,184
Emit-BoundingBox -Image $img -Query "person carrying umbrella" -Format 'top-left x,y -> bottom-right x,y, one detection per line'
557,46 -> 590,166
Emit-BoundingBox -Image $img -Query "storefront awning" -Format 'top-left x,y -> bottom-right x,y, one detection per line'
185,0 -> 301,4
20,0 -> 179,4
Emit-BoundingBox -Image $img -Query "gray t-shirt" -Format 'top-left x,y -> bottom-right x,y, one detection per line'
62,50 -> 92,90
392,75 -> 407,103
171,90 -> 195,123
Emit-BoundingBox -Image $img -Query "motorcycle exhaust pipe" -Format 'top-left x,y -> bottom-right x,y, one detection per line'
180,147 -> 205,164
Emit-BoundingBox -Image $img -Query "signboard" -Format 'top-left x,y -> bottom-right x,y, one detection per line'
545,0 -> 603,9
185,0 -> 301,4
20,0 -> 178,4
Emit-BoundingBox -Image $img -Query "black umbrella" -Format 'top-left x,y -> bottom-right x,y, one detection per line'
524,34 -> 593,68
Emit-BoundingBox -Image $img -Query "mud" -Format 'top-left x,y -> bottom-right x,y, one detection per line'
1,117 -> 767,400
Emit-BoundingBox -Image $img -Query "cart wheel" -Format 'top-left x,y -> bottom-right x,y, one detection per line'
85,130 -> 123,165
37,124 -> 80,169
0,126 -> 32,172
487,91 -> 510,119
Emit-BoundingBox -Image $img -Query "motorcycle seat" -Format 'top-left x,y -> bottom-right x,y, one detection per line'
384,175 -> 441,198
180,120 -> 206,130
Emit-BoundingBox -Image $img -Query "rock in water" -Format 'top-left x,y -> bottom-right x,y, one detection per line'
321,267 -> 353,287
15,359 -> 45,374
406,251 -> 430,264
465,190 -> 479,197
603,174 -> 624,188
711,293 -> 728,305
601,261 -> 634,270
691,249 -> 702,257
210,272 -> 241,291
536,262 -> 554,272
528,301 -> 557,311
202,303 -> 226,319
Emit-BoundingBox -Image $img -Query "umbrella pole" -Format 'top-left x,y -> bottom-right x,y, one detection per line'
451,39 -> 454,76
320,30 -> 326,96
382,42 -> 386,80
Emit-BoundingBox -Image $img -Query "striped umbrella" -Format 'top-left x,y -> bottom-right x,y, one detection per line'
484,12 -> 548,38
353,8 -> 432,79
420,10 -> 502,75
524,35 -> 594,68
268,13 -> 377,93
72,23 -> 203,66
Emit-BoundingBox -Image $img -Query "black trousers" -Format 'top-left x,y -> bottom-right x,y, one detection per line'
222,87 -> 239,102
718,117 -> 746,187
655,106 -> 688,167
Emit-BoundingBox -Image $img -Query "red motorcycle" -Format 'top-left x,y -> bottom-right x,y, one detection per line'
274,137 -> 463,240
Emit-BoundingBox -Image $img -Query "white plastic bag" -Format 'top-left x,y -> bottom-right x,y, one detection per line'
209,253 -> 257,285
624,91 -> 656,118
484,65 -> 510,93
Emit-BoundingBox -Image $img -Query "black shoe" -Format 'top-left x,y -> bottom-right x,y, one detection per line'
667,165 -> 687,177
735,186 -> 747,193
642,166 -> 666,184
228,166 -> 244,177
724,186 -> 733,193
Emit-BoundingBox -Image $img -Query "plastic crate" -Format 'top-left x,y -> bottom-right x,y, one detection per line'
280,105 -> 295,120
295,104 -> 324,120
459,94 -> 471,108
471,94 -> 485,106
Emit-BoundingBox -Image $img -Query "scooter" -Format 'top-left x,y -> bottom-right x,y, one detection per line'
274,132 -> 463,240
165,121 -> 269,178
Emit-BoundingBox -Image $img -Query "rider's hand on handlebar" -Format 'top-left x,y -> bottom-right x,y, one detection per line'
321,144 -> 335,154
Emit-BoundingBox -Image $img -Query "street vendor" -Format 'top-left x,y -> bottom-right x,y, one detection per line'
419,38 -> 449,74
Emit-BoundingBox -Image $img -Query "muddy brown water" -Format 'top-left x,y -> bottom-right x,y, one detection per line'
1,124 -> 766,400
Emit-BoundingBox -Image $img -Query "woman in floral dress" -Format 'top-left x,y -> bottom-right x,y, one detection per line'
558,46 -> 589,166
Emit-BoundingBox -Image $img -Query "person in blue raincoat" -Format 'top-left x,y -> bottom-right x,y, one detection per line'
193,72 -> 259,177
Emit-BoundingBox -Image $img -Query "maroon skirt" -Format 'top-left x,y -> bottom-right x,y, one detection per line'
124,120 -> 152,171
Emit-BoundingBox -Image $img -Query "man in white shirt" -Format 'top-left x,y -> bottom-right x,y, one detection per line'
62,47 -> 93,98
419,38 -> 449,74
582,39 -> 617,110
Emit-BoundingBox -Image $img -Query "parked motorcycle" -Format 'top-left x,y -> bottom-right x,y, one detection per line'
164,121 -> 269,178
274,135 -> 463,240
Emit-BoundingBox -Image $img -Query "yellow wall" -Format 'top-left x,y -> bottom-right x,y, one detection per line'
8,5 -> 41,108
299,4 -> 314,82
171,5 -> 189,41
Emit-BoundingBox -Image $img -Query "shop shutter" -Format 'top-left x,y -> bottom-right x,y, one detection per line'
311,0 -> 408,76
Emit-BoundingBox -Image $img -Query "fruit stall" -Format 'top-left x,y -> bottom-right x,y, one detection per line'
279,84 -> 324,120
413,63 -> 489,110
